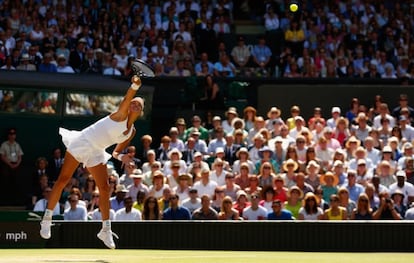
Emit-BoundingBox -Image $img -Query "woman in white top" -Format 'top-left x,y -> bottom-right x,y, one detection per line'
40,75 -> 144,249
298,192 -> 324,220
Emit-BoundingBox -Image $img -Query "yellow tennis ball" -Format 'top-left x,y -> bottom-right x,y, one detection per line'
290,3 -> 298,12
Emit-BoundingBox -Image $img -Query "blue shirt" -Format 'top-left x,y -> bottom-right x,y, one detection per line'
267,210 -> 294,220
346,183 -> 365,203
251,45 -> 272,62
163,206 -> 191,220
39,63 -> 57,73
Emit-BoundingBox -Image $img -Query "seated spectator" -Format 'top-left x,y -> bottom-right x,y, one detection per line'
110,184 -> 129,212
213,15 -> 230,35
242,192 -> 267,220
218,195 -> 240,220
350,193 -> 374,220
195,52 -> 214,76
231,36 -> 251,72
251,35 -> 272,74
142,196 -> 162,220
114,196 -> 142,221
16,53 -> 36,71
213,54 -> 236,77
192,194 -> 219,220
267,199 -> 294,220
103,57 -> 122,76
284,186 -> 304,219
33,187 -> 60,216
372,192 -> 402,220
162,193 -> 192,220
38,53 -> 57,73
181,188 -> 201,214
298,192 -> 324,220
323,194 -> 347,220
169,59 -> 191,76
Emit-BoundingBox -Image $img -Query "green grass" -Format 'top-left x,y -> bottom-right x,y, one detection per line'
1,249 -> 414,263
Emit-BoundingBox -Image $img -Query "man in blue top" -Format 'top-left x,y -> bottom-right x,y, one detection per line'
162,193 -> 191,220
267,200 -> 294,220
251,35 -> 272,73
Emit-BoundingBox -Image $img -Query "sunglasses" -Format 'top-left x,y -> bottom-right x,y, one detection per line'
169,197 -> 177,201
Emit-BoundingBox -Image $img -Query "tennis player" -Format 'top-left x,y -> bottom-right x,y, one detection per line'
40,75 -> 144,249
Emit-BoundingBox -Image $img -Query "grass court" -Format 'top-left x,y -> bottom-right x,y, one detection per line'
1,249 -> 414,263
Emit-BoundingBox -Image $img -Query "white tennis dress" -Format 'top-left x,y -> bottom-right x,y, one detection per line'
59,115 -> 134,167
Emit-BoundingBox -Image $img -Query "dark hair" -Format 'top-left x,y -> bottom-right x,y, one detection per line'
142,196 -> 160,220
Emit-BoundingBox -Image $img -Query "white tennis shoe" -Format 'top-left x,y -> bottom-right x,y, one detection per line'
97,229 -> 119,249
40,219 -> 53,239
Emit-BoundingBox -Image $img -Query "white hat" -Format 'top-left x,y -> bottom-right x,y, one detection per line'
396,170 -> 406,178
331,107 -> 341,113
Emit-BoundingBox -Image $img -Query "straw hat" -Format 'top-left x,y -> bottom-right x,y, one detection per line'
306,160 -> 320,173
258,146 -> 274,159
282,159 -> 299,172
115,184 -> 128,193
287,186 -> 304,199
243,106 -> 257,115
302,192 -> 320,206
225,107 -> 238,117
267,107 -> 281,118
320,171 -> 339,186
345,136 -> 361,148
167,148 -> 183,159
129,169 -> 144,178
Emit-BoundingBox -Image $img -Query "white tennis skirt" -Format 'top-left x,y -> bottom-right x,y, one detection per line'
59,127 -> 111,167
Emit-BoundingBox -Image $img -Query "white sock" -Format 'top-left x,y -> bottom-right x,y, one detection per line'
43,209 -> 53,220
102,220 -> 111,230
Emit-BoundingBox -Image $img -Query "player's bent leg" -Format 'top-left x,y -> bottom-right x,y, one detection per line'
40,152 -> 79,239
88,163 -> 118,249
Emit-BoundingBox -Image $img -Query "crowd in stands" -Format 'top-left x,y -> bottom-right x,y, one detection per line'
22,94 -> 414,221
1,0 -> 414,78
1,1 -> 414,220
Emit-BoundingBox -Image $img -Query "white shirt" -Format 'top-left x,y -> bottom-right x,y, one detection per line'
114,207 -> 142,221
193,180 -> 218,198
373,114 -> 396,130
34,199 -> 60,215
90,208 -> 115,220
181,198 -> 202,214
210,170 -> 226,186
242,205 -> 268,220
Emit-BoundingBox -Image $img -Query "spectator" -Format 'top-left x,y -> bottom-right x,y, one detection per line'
114,196 -> 142,221
33,187 -> 60,216
69,38 -> 87,73
103,57 -> 122,76
162,193 -> 192,220
251,35 -> 272,74
38,53 -> 57,73
231,36 -> 251,72
181,187 -> 201,214
142,196 -> 162,220
64,194 -> 88,221
218,195 -> 239,220
0,128 -> 24,203
16,53 -> 36,71
267,199 -> 294,220
110,184 -> 128,212
298,192 -> 324,220
56,54 -> 75,74
323,194 -> 347,220
127,169 -> 149,202
214,54 -> 236,77
192,194 -> 218,220
350,193 -> 374,220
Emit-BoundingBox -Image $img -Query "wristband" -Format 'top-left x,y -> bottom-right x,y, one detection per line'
117,154 -> 125,161
130,83 -> 140,90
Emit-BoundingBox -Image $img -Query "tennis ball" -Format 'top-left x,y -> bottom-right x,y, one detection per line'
290,3 -> 298,12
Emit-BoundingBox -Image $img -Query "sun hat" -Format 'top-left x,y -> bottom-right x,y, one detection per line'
320,171 -> 339,186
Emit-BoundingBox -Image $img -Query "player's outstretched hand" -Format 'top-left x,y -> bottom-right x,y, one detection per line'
131,75 -> 141,87
130,75 -> 142,91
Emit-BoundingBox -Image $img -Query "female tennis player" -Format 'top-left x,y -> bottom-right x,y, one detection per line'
40,74 -> 144,249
